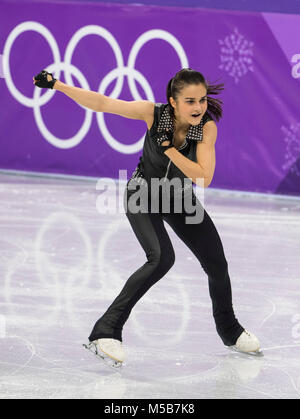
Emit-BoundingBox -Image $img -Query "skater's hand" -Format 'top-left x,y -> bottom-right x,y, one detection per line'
33,70 -> 57,89
157,139 -> 174,155
154,130 -> 174,155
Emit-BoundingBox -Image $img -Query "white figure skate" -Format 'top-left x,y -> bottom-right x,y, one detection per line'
83,338 -> 126,369
228,330 -> 263,357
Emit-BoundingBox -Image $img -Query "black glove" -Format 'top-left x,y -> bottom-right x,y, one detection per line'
154,130 -> 175,155
157,141 -> 174,155
33,70 -> 57,89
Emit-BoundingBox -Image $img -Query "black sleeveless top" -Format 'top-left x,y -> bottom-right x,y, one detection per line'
128,103 -> 213,195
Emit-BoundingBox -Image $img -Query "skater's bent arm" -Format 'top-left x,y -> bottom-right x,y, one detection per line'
163,149 -> 208,187
195,121 -> 217,187
54,80 -> 154,121
164,121 -> 217,188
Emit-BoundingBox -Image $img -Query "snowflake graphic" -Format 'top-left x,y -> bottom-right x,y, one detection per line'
281,122 -> 300,177
218,27 -> 254,84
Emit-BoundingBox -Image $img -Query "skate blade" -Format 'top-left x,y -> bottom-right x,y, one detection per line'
82,342 -> 123,370
228,346 -> 264,357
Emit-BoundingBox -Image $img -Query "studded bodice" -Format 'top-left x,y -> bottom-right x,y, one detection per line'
129,103 -> 213,189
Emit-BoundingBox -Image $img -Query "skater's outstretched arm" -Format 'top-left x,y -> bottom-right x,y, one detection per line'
32,70 -> 154,123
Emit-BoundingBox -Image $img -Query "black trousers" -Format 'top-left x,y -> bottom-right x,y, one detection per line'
89,184 -> 244,346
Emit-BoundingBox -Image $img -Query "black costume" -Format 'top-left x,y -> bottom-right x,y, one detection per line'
89,103 -> 244,346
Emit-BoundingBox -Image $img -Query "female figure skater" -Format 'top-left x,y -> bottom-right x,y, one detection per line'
33,68 -> 262,368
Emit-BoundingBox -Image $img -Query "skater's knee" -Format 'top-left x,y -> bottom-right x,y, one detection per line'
159,248 -> 175,273
147,247 -> 175,273
147,248 -> 161,266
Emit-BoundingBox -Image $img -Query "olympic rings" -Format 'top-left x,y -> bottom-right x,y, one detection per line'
3,22 -> 189,153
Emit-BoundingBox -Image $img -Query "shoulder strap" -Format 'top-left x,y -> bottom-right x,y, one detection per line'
149,103 -> 168,134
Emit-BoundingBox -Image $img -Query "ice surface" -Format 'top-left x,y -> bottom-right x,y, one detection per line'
0,172 -> 299,399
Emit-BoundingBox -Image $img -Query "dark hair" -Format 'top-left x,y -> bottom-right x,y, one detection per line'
166,68 -> 224,122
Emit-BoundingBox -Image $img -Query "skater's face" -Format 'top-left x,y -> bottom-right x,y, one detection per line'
170,83 -> 208,132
